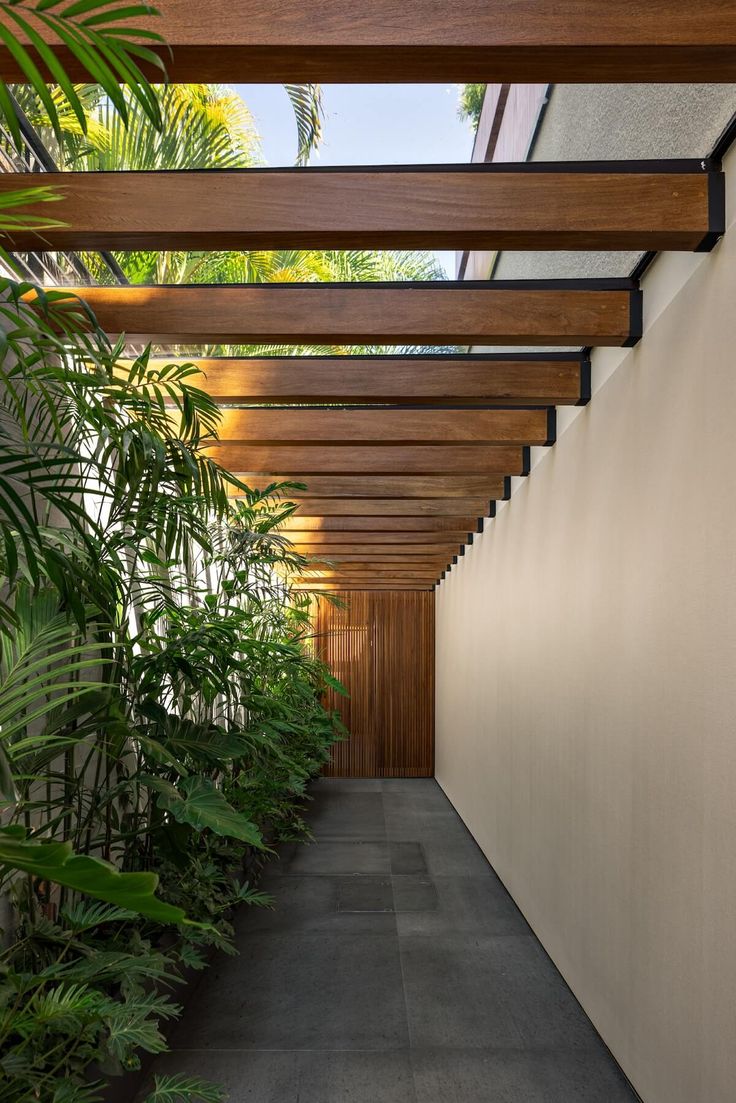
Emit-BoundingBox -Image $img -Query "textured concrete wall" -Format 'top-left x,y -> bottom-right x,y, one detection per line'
435,133 -> 736,1102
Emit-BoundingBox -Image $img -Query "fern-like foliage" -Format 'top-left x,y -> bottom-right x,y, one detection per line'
144,1074 -> 227,1103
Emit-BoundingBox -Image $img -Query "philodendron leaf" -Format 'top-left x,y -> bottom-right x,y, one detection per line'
0,825 -> 186,924
158,777 -> 264,848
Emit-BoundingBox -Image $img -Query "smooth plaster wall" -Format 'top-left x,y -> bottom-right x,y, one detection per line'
435,148 -> 736,1102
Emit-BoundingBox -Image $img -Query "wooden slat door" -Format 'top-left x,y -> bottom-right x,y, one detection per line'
315,591 -> 434,777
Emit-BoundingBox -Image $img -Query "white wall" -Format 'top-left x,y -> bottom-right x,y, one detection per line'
435,149 -> 736,1103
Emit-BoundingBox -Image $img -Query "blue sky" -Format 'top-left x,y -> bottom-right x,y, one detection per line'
234,84 -> 475,276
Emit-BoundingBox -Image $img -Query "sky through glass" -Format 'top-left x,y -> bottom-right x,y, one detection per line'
235,84 -> 476,277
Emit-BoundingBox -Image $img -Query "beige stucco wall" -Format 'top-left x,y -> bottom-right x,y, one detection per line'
435,153 -> 736,1102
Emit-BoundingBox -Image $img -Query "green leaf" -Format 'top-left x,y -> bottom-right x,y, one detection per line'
0,824 -> 187,924
0,741 -> 16,805
323,671 -> 349,697
144,1074 -> 226,1103
158,777 -> 264,848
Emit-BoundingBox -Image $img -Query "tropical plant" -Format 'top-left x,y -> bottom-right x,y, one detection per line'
0,5 -> 344,1101
0,267 -> 344,1101
457,82 -> 486,130
9,79 -> 323,171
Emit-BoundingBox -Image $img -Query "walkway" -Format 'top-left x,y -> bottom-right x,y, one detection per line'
143,779 -> 638,1101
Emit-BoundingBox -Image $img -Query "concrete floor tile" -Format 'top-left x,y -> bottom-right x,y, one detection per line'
410,1047 -> 638,1102
400,935 -> 602,1050
337,876 -> 394,913
135,1050 -> 300,1103
269,839 -> 390,876
307,791 -> 386,840
390,841 -> 428,874
234,874 -> 396,934
138,1049 -> 418,1103
395,876 -> 530,937
311,778 -> 382,793
141,779 -> 635,1103
296,1050 -> 417,1102
420,837 -> 493,878
168,931 -> 408,1051
392,876 -> 439,914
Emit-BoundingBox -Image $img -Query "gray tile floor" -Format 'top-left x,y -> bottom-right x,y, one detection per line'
140,779 -> 638,1102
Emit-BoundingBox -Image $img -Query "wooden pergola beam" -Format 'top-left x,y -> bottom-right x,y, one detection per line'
55,281 -> 641,346
228,475 -> 507,500
295,573 -> 443,582
295,584 -> 434,591
2,163 -> 721,252
303,555 -> 449,565
207,444 -> 526,475
288,532 -> 471,545
131,353 -> 587,407
301,542 -> 461,555
279,516 -> 480,532
265,497 -> 496,516
215,407 -> 553,446
2,2 -> 734,82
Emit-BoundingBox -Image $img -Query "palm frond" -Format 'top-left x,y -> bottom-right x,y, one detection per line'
0,0 -> 165,151
284,83 -> 323,164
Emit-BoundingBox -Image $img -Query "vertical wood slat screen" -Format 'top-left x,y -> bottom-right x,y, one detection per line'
314,591 -> 434,777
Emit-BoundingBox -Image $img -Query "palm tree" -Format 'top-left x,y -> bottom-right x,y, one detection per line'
10,80 -> 323,170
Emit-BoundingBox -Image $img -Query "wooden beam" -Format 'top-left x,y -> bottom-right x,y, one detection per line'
208,444 -> 526,475
3,2 -> 734,82
299,578 -> 443,585
303,555 -> 448,565
295,573 -> 441,582
301,566 -> 444,573
269,497 -> 495,516
287,532 -> 470,545
228,475 -> 506,499
278,516 -> 480,531
282,502 -> 494,518
2,164 -> 720,252
296,578 -> 441,585
54,281 -> 641,346
301,543 -> 461,556
295,584 -> 434,591
216,407 -> 552,445
133,353 -> 586,406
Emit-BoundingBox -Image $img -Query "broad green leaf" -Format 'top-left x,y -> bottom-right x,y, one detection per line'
158,777 -> 264,848
0,824 -> 187,923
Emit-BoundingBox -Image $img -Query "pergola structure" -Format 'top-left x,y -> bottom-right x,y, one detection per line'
0,2 -> 730,591
1,1 -> 735,82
